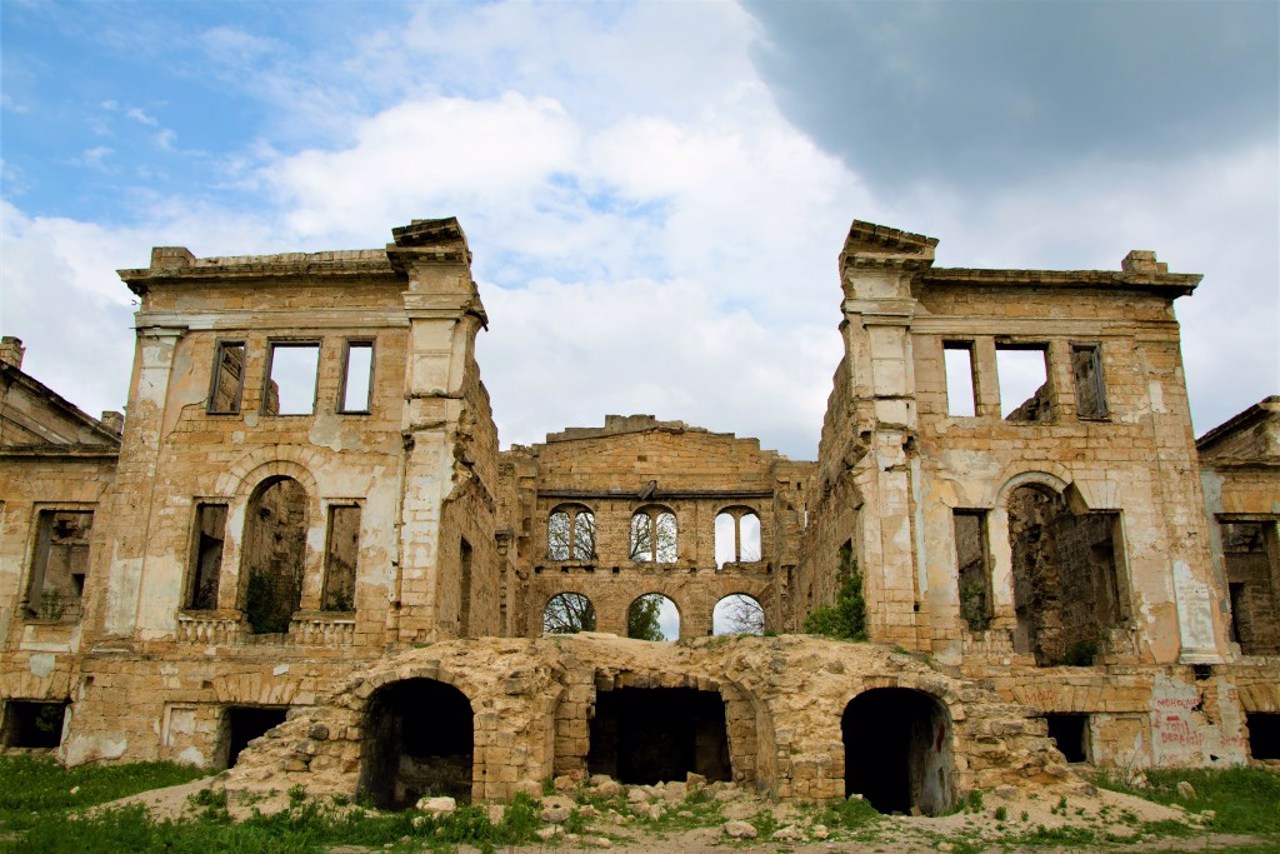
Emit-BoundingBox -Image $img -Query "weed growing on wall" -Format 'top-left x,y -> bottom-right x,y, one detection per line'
802,543 -> 867,640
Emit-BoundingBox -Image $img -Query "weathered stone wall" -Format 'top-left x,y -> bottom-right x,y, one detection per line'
220,635 -> 1073,806
500,418 -> 811,638
1,216 -> 1274,784
0,353 -> 120,727
1199,396 -> 1280,660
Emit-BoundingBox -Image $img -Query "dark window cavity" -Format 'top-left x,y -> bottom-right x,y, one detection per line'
2,700 -> 68,748
1246,712 -> 1280,760
223,706 -> 288,768
1221,520 -> 1280,656
208,341 -> 246,414
1044,713 -> 1089,763
26,509 -> 92,622
1072,344 -> 1108,419
953,510 -> 992,632
241,476 -> 308,634
322,505 -> 360,612
588,688 -> 730,785
187,503 -> 227,610
459,537 -> 472,636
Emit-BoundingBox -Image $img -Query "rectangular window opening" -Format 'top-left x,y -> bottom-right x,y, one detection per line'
459,537 -> 473,636
339,341 -> 374,413
26,510 -> 92,622
263,342 -> 320,415
943,342 -> 977,417
223,706 -> 288,769
1246,712 -> 1280,760
1072,344 -> 1109,419
2,700 -> 69,749
187,503 -> 227,610
996,344 -> 1052,422
953,510 -> 992,631
1220,520 -> 1279,656
322,505 -> 360,612
208,341 -> 246,414
1044,713 -> 1089,763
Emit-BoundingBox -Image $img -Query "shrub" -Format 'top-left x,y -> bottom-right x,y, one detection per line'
802,544 -> 867,641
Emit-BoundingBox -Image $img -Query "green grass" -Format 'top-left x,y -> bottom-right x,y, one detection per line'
0,756 -> 545,854
0,755 -> 205,832
1095,767 -> 1280,837
3,756 -> 1278,853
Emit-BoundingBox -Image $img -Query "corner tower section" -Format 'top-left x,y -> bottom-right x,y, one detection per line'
808,219 -> 1230,673
387,219 -> 500,643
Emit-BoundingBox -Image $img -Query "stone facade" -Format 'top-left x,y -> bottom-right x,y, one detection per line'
0,217 -> 1275,813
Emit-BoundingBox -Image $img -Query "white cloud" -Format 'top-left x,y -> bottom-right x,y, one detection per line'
125,106 -> 158,126
1,0 -> 1273,462
268,93 -> 581,241
75,146 -> 114,168
901,140 -> 1279,434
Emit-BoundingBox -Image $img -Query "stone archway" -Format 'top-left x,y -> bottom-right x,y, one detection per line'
842,688 -> 953,816
358,678 -> 474,809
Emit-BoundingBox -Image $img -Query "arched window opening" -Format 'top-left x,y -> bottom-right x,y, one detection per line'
242,476 -> 308,634
588,687 -> 731,785
630,507 -> 677,563
1008,485 -> 1125,666
627,593 -> 680,641
715,508 -> 761,567
547,505 -> 596,561
712,594 -> 765,635
358,679 -> 473,809
842,688 -> 953,816
543,592 -> 596,634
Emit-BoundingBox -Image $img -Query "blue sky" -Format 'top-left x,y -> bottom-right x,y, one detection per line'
2,0 -> 1277,459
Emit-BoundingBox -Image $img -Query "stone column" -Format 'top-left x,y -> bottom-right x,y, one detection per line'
386,219 -> 486,645
837,222 -> 937,650
93,323 -> 187,639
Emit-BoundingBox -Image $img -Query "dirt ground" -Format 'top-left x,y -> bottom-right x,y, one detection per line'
97,776 -> 1268,853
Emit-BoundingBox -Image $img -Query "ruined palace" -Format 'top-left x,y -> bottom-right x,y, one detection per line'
1,218 -> 1277,814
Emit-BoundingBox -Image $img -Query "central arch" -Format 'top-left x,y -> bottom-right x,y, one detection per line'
358,678 -> 474,809
842,688 -> 953,816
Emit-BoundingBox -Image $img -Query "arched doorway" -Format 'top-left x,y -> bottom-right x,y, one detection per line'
842,688 -> 953,816
358,679 -> 474,809
241,475 -> 308,634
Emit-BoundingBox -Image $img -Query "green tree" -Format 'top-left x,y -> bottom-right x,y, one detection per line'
543,592 -> 596,634
627,593 -> 666,641
802,542 -> 868,640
